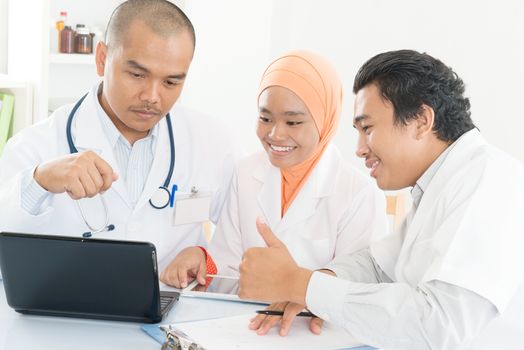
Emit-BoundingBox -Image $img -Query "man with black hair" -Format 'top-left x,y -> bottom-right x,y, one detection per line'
238,50 -> 524,349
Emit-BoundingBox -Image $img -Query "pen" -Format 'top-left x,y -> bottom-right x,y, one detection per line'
205,274 -> 239,280
255,310 -> 316,317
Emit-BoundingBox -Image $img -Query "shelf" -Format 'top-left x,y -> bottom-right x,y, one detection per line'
0,74 -> 28,88
49,53 -> 96,65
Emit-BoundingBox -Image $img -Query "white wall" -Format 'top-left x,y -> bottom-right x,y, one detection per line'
182,0 -> 274,154
0,0 -> 7,73
180,0 -> 524,168
5,0 -> 524,165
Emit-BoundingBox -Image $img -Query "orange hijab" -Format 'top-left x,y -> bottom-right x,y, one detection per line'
258,50 -> 343,216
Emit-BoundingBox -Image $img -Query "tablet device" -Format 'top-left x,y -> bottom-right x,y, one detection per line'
162,275 -> 268,305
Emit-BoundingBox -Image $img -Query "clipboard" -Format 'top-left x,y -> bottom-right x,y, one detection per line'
142,314 -> 378,350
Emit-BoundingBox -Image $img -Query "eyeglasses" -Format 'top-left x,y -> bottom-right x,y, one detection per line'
75,194 -> 115,238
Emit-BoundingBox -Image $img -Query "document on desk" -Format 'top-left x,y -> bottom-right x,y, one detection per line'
166,313 -> 371,350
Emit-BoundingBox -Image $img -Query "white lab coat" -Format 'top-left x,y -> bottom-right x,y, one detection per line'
0,86 -> 237,271
209,143 -> 389,276
306,129 -> 524,349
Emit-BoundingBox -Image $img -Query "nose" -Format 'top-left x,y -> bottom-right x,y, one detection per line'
140,80 -> 161,106
268,123 -> 286,140
355,133 -> 369,158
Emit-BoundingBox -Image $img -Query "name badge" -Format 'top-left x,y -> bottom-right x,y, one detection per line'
172,191 -> 212,226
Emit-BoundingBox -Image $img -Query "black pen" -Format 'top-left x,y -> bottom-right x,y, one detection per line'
256,310 -> 316,317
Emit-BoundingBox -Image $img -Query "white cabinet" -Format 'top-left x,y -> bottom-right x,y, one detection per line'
7,0 -> 122,124
0,74 -> 32,134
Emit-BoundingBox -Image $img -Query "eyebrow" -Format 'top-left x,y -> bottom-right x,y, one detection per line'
259,107 -> 272,115
284,110 -> 306,116
126,60 -> 187,80
353,114 -> 369,128
258,107 -> 306,117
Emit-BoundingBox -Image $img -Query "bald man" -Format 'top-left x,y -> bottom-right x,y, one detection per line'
0,0 -> 237,273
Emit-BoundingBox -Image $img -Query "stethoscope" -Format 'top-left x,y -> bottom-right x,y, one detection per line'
67,93 -> 177,238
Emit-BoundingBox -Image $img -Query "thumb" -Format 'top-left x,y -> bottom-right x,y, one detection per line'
309,317 -> 324,335
256,216 -> 282,248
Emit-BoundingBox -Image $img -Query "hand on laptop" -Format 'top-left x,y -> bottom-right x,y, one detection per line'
160,246 -> 207,288
249,301 -> 324,336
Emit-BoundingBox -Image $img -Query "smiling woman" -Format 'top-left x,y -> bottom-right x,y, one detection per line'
256,86 -> 320,189
255,52 -> 341,216
160,50 -> 389,336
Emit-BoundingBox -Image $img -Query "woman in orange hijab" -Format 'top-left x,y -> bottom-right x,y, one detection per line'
161,50 -> 388,333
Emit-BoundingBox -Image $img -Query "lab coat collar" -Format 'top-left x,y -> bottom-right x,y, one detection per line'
411,139 -> 455,208
396,129 -> 486,279
253,143 -> 338,232
133,114 -> 171,213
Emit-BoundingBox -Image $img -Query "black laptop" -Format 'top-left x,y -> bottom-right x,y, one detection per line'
0,232 -> 179,323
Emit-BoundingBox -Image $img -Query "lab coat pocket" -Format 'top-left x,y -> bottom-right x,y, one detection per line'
172,191 -> 213,226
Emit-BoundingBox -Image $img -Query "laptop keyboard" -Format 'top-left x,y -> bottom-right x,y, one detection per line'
160,295 -> 175,314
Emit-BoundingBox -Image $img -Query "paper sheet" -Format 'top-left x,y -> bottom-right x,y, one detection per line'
170,313 -> 364,350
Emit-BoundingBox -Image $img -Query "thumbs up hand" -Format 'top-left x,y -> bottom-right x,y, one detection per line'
256,216 -> 284,248
238,217 -> 312,304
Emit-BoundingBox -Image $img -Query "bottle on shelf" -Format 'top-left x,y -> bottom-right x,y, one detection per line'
55,11 -> 67,53
60,25 -> 75,54
75,24 -> 93,54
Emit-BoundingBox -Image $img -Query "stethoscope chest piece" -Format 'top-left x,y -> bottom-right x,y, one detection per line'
149,186 -> 171,209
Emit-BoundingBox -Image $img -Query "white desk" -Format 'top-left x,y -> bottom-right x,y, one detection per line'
0,280 -> 260,350
0,281 -> 377,350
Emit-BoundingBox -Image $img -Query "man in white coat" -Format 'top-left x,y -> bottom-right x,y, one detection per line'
0,0 -> 236,273
238,50 -> 524,349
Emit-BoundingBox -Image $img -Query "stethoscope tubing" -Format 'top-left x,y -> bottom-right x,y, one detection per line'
66,93 -> 176,236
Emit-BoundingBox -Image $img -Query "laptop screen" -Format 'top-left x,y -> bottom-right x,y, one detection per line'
0,232 -> 174,323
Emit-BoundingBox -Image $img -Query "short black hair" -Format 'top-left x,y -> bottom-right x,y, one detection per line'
353,50 -> 475,142
105,0 -> 195,52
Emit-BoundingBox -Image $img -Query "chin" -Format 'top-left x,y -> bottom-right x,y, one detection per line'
375,177 -> 392,191
268,158 -> 285,169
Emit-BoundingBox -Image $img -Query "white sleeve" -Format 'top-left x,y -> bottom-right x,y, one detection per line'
0,128 -> 56,232
20,167 -> 53,215
306,272 -> 498,350
208,169 -> 243,277
326,248 -> 392,283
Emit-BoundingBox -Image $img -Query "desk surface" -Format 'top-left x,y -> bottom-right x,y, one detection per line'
0,280 -> 261,350
0,281 -> 374,350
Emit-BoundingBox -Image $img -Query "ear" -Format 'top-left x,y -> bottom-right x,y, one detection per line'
414,104 -> 435,140
95,41 -> 108,77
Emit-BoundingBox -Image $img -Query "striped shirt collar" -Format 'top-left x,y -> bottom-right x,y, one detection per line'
411,139 -> 458,208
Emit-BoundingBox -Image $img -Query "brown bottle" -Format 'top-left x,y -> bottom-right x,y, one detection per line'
75,24 -> 92,54
60,26 -> 75,53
